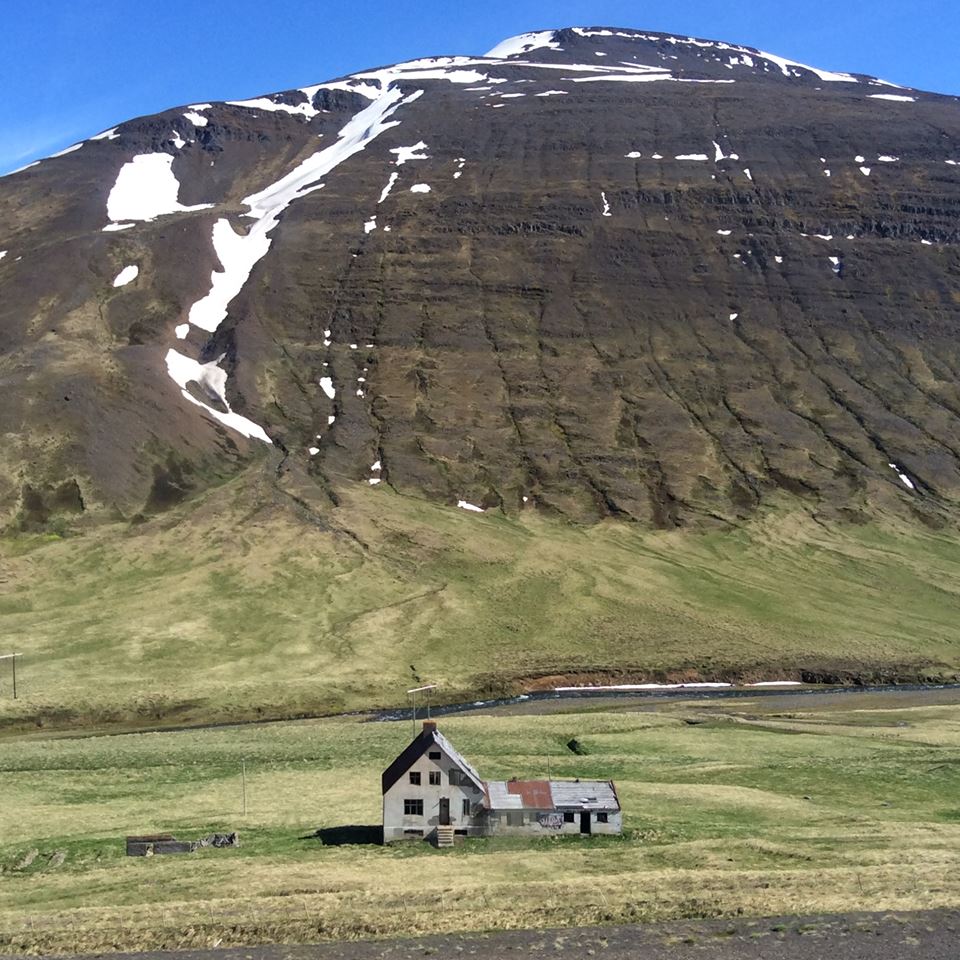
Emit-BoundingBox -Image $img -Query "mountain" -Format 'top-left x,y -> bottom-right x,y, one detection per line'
2,28 -> 960,728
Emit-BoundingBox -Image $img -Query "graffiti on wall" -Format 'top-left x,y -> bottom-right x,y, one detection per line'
537,812 -> 564,830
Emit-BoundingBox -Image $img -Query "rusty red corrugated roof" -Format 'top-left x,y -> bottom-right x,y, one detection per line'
506,779 -> 553,808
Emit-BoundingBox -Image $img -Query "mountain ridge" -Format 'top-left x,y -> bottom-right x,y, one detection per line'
3,26 -> 959,528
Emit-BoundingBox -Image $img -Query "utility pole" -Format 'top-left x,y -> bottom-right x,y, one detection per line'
407,684 -> 437,737
241,760 -> 247,816
0,655 -> 21,699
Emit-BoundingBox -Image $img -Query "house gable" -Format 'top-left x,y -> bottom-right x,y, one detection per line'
381,721 -> 483,795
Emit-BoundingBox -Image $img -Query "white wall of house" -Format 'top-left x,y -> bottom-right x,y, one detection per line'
485,809 -> 622,837
383,741 -> 486,843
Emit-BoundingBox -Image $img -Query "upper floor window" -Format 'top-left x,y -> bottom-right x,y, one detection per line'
409,771 -> 421,785
428,771 -> 442,785
428,751 -> 441,760
404,798 -> 424,816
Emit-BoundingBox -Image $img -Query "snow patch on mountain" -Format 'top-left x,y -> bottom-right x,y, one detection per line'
889,463 -> 916,490
165,350 -> 271,443
484,31 -> 562,58
187,86 -> 420,335
112,265 -> 139,287
49,143 -> 83,159
346,59 -> 491,89
390,142 -> 429,165
378,172 -> 400,202
170,83 -> 422,444
227,95 -> 320,118
106,154 -> 213,223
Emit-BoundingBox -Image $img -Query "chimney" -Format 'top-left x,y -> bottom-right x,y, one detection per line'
422,720 -> 437,733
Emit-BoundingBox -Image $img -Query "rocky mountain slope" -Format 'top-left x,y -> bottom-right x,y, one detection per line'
2,28 -> 960,725
3,26 -> 960,529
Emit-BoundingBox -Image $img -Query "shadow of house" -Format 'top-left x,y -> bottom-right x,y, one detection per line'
301,824 -> 383,846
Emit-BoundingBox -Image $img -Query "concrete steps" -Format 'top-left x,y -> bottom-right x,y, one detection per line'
435,825 -> 455,848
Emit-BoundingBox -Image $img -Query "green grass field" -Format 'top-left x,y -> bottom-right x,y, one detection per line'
2,697 -> 960,953
1,468 -> 959,731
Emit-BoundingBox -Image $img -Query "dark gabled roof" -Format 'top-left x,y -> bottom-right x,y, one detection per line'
381,723 -> 484,794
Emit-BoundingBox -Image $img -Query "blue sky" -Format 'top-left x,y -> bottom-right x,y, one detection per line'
2,0 -> 956,174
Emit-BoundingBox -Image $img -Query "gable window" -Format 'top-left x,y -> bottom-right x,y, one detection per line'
404,799 -> 424,816
428,771 -> 442,785
428,751 -> 441,760
462,798 -> 471,817
597,812 -> 609,823
449,769 -> 471,786
409,771 -> 421,785
563,811 -> 575,823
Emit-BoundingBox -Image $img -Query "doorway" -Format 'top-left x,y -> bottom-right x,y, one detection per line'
439,797 -> 450,825
580,811 -> 591,834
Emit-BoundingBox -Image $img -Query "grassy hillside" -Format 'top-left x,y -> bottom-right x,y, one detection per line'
1,464 -> 959,730
2,699 -> 960,953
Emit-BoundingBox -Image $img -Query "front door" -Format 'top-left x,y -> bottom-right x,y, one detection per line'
439,797 -> 450,825
580,811 -> 591,834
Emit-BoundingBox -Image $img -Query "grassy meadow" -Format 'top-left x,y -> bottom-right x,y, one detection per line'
2,697 -> 960,953
1,469 -> 960,731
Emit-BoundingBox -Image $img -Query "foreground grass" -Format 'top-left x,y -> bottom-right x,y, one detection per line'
1,471 -> 959,730
1,701 -> 960,953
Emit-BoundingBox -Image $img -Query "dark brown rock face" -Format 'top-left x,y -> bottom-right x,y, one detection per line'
2,27 -> 960,528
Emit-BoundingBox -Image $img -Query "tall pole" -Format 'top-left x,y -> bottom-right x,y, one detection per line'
241,760 -> 247,816
0,655 -> 20,700
407,684 -> 437,738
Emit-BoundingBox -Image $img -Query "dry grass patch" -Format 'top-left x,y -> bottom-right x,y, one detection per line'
2,702 -> 960,952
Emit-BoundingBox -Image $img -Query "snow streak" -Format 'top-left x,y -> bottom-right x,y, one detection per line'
167,83 -> 423,444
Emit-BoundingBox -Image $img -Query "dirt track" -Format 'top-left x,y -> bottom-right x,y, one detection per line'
51,910 -> 960,960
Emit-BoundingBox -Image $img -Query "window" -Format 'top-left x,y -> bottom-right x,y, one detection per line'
462,798 -> 471,817
563,811 -> 575,823
506,811 -> 524,827
403,828 -> 424,836
404,799 -> 423,816
428,771 -> 442,785
597,812 -> 609,823
449,769 -> 471,786
409,771 -> 421,785
428,751 -> 441,760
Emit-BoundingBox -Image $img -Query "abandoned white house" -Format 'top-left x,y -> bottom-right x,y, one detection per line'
381,720 -> 622,844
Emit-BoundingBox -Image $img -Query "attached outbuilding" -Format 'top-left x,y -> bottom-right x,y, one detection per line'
484,778 -> 621,836
382,721 -> 622,844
